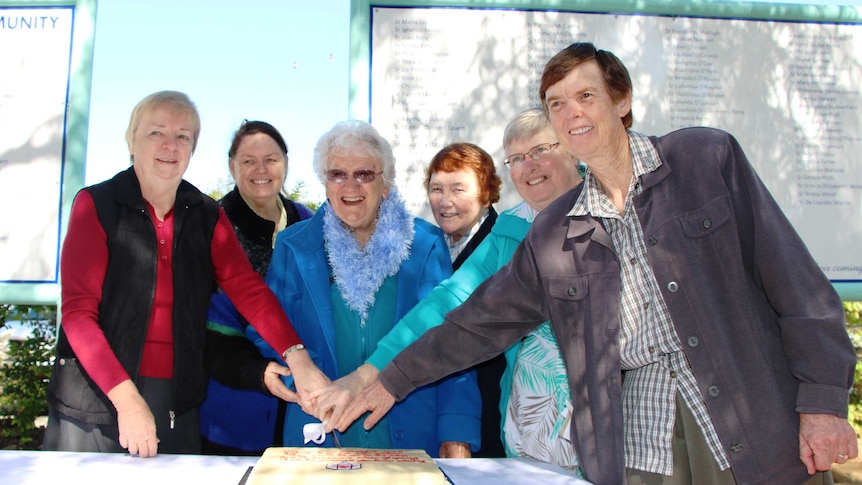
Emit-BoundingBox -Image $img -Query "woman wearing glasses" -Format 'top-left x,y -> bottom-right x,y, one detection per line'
248,120 -> 480,457
314,109 -> 583,473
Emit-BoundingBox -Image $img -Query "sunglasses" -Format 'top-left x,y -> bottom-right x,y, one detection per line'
325,169 -> 383,184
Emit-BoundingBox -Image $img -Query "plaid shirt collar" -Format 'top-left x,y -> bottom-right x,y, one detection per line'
569,130 -> 661,218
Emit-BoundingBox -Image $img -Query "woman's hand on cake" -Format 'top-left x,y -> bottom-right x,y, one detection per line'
335,379 -> 396,432
263,361 -> 299,402
439,441 -> 471,458
284,348 -> 332,415
312,363 -> 381,432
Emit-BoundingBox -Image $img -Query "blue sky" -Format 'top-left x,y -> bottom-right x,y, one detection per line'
84,0 -> 859,205
85,0 -> 351,203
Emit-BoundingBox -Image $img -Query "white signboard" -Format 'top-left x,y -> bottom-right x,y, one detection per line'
0,7 -> 74,283
370,7 -> 862,281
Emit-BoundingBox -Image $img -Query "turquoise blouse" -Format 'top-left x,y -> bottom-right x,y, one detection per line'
333,275 -> 397,449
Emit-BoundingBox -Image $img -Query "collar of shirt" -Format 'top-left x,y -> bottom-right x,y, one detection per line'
568,130 -> 662,219
445,209 -> 491,262
502,200 -> 538,223
273,196 -> 287,248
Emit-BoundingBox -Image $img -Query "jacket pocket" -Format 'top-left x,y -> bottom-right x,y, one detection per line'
547,275 -> 589,301
47,357 -> 115,424
678,196 -> 732,238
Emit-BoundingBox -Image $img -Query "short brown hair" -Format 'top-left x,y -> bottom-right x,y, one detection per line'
539,42 -> 633,128
424,142 -> 501,206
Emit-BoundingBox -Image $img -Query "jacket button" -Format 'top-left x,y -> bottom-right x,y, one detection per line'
567,287 -> 577,297
708,385 -> 720,397
702,218 -> 712,229
648,236 -> 658,246
687,336 -> 699,347
667,281 -> 679,292
731,442 -> 743,453
59,358 -> 66,365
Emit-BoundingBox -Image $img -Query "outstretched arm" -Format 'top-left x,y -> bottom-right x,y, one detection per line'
213,211 -> 332,408
318,221 -> 528,428
336,238 -> 547,429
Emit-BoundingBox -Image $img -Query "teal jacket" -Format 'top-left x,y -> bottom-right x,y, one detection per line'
250,204 -> 481,456
366,204 -> 536,448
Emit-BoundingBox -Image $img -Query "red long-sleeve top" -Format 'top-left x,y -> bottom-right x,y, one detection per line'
60,190 -> 301,395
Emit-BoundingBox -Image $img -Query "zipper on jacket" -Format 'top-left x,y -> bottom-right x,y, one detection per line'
169,410 -> 175,430
360,317 -> 367,360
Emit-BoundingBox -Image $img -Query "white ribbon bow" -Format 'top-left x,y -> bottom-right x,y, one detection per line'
303,421 -> 327,445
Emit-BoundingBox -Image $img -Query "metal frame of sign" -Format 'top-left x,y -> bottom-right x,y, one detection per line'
0,0 -> 96,304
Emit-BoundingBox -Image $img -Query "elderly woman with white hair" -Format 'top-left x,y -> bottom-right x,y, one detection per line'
247,120 -> 480,457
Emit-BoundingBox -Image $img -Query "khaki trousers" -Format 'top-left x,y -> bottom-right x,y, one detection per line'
625,392 -> 833,485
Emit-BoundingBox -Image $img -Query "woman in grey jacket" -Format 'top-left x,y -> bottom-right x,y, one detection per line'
333,43 -> 857,485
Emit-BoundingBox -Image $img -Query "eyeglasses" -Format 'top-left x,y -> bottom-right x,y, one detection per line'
325,169 -> 384,184
504,142 -> 560,166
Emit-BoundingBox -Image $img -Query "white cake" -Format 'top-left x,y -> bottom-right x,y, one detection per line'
246,447 -> 450,485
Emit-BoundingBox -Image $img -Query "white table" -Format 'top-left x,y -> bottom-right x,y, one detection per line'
0,450 -> 591,484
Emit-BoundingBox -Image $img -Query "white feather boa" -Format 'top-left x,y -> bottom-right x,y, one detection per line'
323,187 -> 414,319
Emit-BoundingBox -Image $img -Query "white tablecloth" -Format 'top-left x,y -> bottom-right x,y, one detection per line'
0,450 -> 591,484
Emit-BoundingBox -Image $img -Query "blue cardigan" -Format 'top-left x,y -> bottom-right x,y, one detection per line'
250,204 -> 481,456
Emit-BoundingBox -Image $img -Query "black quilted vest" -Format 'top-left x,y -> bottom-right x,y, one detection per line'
49,167 -> 219,422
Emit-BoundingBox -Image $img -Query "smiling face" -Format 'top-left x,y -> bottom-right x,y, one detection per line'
544,60 -> 631,167
130,105 -> 196,191
505,127 -> 582,212
324,148 -> 389,245
229,132 -> 287,208
428,168 -> 487,242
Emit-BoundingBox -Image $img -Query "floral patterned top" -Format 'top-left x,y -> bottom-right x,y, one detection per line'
503,322 -> 578,472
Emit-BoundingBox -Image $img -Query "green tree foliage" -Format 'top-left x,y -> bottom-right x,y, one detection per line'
284,180 -> 322,212
0,304 -> 56,448
206,180 -> 323,212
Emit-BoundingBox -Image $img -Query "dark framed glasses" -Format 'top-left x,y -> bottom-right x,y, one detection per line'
325,169 -> 384,184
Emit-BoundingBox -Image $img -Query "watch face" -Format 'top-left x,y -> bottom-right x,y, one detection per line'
283,344 -> 305,359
